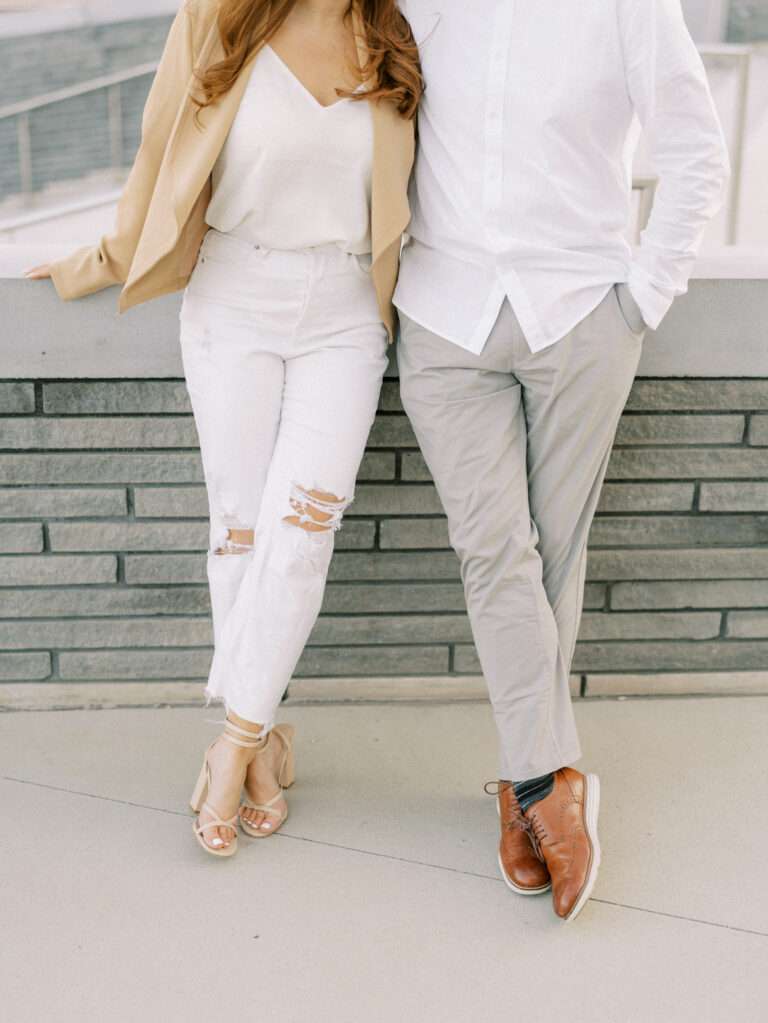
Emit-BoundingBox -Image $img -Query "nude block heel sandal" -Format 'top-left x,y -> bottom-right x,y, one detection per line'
239,723 -> 296,839
190,719 -> 269,858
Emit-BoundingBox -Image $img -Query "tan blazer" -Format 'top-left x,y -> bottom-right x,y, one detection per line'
49,0 -> 415,341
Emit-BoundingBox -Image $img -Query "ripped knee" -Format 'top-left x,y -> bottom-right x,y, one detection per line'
283,484 -> 350,534
213,526 -> 254,555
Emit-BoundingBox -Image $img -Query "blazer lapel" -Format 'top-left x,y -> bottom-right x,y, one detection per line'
353,5 -> 414,266
168,20 -> 265,234
371,101 -> 413,265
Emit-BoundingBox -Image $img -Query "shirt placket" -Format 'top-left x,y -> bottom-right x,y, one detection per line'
482,1 -> 514,253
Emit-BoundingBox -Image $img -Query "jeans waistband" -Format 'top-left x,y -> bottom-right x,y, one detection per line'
201,228 -> 372,275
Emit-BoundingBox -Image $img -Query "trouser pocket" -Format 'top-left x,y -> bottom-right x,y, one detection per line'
612,282 -> 647,338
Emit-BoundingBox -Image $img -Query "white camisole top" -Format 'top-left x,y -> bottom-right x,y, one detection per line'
205,45 -> 374,256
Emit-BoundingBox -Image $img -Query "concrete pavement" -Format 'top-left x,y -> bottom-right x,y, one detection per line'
1,696 -> 767,1022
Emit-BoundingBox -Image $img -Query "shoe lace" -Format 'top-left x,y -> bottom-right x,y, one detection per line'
483,781 -> 547,860
522,812 -> 548,859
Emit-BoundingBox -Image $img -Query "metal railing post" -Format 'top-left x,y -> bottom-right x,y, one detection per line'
728,49 -> 752,245
699,44 -> 758,246
107,83 -> 124,172
16,112 -> 32,195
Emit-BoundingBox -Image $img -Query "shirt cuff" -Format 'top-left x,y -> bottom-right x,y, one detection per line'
626,264 -> 676,331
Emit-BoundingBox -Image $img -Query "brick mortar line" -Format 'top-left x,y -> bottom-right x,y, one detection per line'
8,608 -> 704,619
0,608 -> 761,622
2,513 -> 768,526
5,639 -> 768,656
1,412 -> 761,420
111,478 -> 761,485
2,682 -> 767,691
0,558 -> 756,572
2,410 -> 760,417
1,456 -> 764,464
619,410 -> 754,415
743,413 -> 753,444
0,583 -> 764,595
17,375 -> 768,380
0,443 -> 764,452
0,447 -> 205,454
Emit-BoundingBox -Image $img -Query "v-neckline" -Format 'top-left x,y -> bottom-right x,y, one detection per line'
263,44 -> 358,111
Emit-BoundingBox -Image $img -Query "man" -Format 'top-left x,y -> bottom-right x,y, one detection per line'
395,1 -> 730,921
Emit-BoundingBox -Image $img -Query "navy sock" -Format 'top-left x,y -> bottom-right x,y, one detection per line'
512,772 -> 555,814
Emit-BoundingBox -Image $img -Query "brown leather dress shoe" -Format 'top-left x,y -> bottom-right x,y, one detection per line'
522,767 -> 601,921
486,782 -> 551,895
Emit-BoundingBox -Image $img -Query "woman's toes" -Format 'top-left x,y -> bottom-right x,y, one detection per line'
261,804 -> 284,830
208,825 -> 232,849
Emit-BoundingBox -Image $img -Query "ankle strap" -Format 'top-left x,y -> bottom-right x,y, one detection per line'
225,721 -> 269,748
209,718 -> 269,749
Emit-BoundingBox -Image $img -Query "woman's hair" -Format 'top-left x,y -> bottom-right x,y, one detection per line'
191,0 -> 423,125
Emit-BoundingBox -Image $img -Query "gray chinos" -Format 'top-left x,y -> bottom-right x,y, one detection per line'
397,286 -> 644,780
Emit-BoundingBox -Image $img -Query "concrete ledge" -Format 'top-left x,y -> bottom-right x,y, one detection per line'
0,681 -> 205,712
2,246 -> 768,378
289,675 -> 491,703
4,673 -> 766,711
0,677 -> 501,712
585,671 -> 768,697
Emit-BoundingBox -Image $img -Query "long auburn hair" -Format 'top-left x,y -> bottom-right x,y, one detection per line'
191,0 -> 422,125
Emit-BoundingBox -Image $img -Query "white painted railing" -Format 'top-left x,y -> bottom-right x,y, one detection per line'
1,43 -> 767,244
0,62 -> 157,196
700,44 -> 755,243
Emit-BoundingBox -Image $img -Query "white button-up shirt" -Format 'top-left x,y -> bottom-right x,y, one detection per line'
393,0 -> 731,354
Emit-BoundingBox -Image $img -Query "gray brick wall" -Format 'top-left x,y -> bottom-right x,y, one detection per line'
1,372 -> 767,694
0,17 -> 172,200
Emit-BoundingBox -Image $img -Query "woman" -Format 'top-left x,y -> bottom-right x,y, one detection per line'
25,0 -> 421,858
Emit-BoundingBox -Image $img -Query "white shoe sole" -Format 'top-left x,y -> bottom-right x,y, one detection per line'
495,794 -> 552,895
564,773 -> 601,922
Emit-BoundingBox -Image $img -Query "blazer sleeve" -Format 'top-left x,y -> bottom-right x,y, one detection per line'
49,2 -> 199,301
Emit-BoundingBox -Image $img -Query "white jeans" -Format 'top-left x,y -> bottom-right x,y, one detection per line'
179,228 -> 388,729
